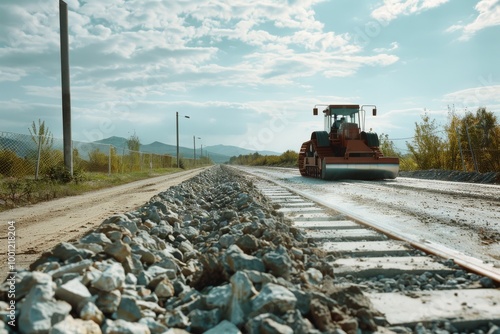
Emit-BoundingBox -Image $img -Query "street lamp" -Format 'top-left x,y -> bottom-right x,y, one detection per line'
176,111 -> 190,168
193,136 -> 201,163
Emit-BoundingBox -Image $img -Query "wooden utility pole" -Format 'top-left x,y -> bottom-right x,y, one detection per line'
59,0 -> 72,174
456,127 -> 466,172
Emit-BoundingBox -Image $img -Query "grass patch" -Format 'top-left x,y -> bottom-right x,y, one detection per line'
0,167 -> 186,212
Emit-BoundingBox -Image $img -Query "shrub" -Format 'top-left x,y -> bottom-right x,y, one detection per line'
46,165 -> 73,183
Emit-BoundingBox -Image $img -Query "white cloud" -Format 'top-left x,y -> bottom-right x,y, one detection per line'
373,41 -> 399,53
446,0 -> 500,41
442,85 -> 500,110
371,0 -> 450,22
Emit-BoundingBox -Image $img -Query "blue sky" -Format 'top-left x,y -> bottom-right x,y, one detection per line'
1,0 -> 499,154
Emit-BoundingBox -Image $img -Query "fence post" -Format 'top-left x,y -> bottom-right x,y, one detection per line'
108,144 -> 112,176
35,135 -> 42,180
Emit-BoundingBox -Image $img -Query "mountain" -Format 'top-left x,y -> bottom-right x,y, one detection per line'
93,136 -> 127,148
204,144 -> 280,157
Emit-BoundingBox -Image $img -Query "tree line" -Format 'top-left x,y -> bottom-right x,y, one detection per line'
380,107 -> 499,172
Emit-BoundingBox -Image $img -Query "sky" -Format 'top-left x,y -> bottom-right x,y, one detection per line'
1,0 -> 499,155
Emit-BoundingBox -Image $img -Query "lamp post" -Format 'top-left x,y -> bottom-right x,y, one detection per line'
176,111 -> 190,168
193,136 -> 201,163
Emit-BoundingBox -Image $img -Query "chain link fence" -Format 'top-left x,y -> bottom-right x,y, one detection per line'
0,131 -> 181,179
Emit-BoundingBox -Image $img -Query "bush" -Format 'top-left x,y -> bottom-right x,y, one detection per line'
46,165 -> 73,183
0,150 -> 33,177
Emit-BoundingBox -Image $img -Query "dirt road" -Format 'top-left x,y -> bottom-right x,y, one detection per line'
0,168 -> 207,280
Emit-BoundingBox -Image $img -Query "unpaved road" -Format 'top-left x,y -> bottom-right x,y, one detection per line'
0,168 -> 207,280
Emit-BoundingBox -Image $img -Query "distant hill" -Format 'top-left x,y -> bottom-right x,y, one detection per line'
93,136 -> 127,148
94,137 -> 231,164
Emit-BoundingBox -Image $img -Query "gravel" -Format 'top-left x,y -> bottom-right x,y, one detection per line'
1,165 -> 497,334
0,166 -> 380,334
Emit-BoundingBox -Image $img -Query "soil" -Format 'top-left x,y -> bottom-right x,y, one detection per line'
0,168 -> 207,280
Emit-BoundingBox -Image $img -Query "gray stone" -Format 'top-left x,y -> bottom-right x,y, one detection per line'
96,290 -> 121,314
138,318 -> 168,334
151,201 -> 168,215
282,309 -> 316,334
52,242 -> 93,261
188,308 -> 222,332
227,271 -> 258,325
262,245 -> 292,279
226,245 -> 265,273
104,240 -> 132,262
146,265 -> 176,280
92,262 -> 125,292
154,279 -> 175,298
75,242 -> 104,254
55,278 -> 92,309
289,287 -> 311,315
102,214 -> 138,235
252,283 -> 297,316
131,244 -> 157,265
49,316 -> 102,334
49,259 -> 94,279
204,320 -> 242,334
219,233 -> 236,248
243,270 -> 277,286
301,267 -> 323,286
136,230 -> 158,249
19,285 -> 72,334
235,234 -> 260,253
16,271 -> 52,300
163,309 -> 190,328
147,206 -> 162,223
122,255 -> 143,276
205,284 -> 232,309
102,319 -> 150,334
245,313 -> 293,334
80,301 -> 105,325
181,226 -> 199,240
136,299 -> 166,314
117,295 -> 142,322
150,224 -> 173,239
80,233 -> 112,245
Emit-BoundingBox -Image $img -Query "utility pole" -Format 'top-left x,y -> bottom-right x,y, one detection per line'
176,112 -> 179,168
456,127 -> 466,171
465,123 -> 478,172
176,111 -> 190,168
59,0 -> 72,174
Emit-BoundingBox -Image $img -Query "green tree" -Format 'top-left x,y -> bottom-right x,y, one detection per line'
127,132 -> 141,151
378,133 -> 399,157
126,132 -> 141,171
459,108 -> 499,172
406,113 -> 444,170
443,106 -> 464,170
